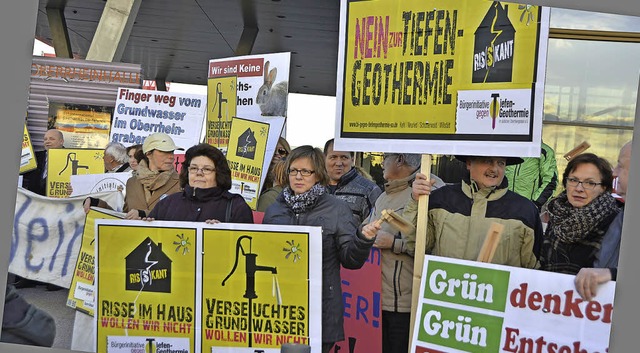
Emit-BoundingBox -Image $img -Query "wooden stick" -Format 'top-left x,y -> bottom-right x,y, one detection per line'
379,209 -> 415,234
477,223 -> 505,263
408,154 -> 431,352
563,141 -> 590,161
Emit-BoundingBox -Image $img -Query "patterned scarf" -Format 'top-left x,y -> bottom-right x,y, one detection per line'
547,191 -> 619,244
282,183 -> 326,214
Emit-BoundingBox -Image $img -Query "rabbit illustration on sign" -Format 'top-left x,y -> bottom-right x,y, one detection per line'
256,61 -> 288,116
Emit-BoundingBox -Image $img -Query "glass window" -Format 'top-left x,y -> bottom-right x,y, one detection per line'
544,38 -> 640,127
550,8 -> 640,32
542,124 -> 633,194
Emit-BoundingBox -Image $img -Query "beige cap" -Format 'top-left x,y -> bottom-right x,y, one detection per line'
142,133 -> 184,153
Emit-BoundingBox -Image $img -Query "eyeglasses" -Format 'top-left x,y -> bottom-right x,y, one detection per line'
566,177 -> 602,190
276,148 -> 289,156
288,168 -> 315,177
188,166 -> 216,175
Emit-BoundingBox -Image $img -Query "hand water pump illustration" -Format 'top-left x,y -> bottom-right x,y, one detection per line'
213,81 -> 229,148
222,235 -> 279,347
59,152 -> 89,175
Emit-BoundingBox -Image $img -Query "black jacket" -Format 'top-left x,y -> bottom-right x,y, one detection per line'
263,191 -> 374,343
148,184 -> 253,223
21,150 -> 47,196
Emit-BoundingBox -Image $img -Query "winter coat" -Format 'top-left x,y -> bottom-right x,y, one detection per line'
328,167 -> 382,224
1,285 -> 56,346
404,175 -> 542,268
21,150 -> 47,196
364,172 -> 445,313
256,185 -> 283,212
263,192 -> 375,344
149,184 -> 253,223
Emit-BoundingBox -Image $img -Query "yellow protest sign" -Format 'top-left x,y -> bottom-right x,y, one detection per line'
337,0 -> 549,157
46,148 -> 104,198
201,227 -> 320,351
207,75 -> 238,153
19,123 -> 36,174
226,117 -> 270,209
96,222 -> 197,353
66,207 -> 123,316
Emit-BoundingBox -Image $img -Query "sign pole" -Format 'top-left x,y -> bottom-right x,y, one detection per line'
408,154 -> 431,351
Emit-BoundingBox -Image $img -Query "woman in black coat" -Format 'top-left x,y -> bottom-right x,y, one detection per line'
147,143 -> 253,223
263,145 -> 375,353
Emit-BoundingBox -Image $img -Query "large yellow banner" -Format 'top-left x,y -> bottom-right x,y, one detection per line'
337,0 -> 549,157
96,223 -> 198,353
202,228 -> 316,351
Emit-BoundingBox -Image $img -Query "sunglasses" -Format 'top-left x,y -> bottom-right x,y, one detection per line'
277,148 -> 289,156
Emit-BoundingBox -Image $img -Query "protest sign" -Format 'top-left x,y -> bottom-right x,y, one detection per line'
19,123 -> 36,174
10,187 -> 124,287
335,0 -> 549,157
67,207 -> 124,315
51,103 -> 112,149
93,221 -> 322,353
226,116 -> 270,209
70,171 -> 132,201
95,221 -> 199,353
47,148 -> 105,198
333,248 -> 382,353
411,256 -> 615,353
109,87 -> 206,150
207,52 -> 290,153
201,224 -> 322,353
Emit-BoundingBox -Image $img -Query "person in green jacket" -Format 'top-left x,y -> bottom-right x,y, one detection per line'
505,141 -> 559,209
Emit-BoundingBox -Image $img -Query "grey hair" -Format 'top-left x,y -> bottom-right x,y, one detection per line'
105,142 -> 128,164
400,153 -> 422,169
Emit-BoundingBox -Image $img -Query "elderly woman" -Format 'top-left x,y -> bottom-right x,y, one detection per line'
84,133 -> 182,219
263,145 -> 375,353
147,143 -> 253,223
540,153 -> 621,275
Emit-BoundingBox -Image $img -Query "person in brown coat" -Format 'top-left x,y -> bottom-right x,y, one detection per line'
84,133 -> 183,219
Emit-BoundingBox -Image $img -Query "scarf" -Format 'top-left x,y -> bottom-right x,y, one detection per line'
135,160 -> 175,202
547,191 -> 620,244
282,183 -> 326,214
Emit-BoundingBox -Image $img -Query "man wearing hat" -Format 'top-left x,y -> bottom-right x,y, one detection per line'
85,133 -> 183,219
403,155 -> 542,268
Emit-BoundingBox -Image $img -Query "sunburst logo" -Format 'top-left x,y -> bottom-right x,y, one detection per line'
283,240 -> 302,263
173,233 -> 191,255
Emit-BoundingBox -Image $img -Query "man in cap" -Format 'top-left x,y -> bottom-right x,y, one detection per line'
402,155 -> 542,268
84,133 -> 183,219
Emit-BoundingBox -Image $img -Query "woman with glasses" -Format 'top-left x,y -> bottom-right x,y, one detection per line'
146,143 -> 253,223
263,145 -> 376,353
540,153 -> 621,274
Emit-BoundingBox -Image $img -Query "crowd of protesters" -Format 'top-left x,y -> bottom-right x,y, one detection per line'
6,130 -> 633,352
